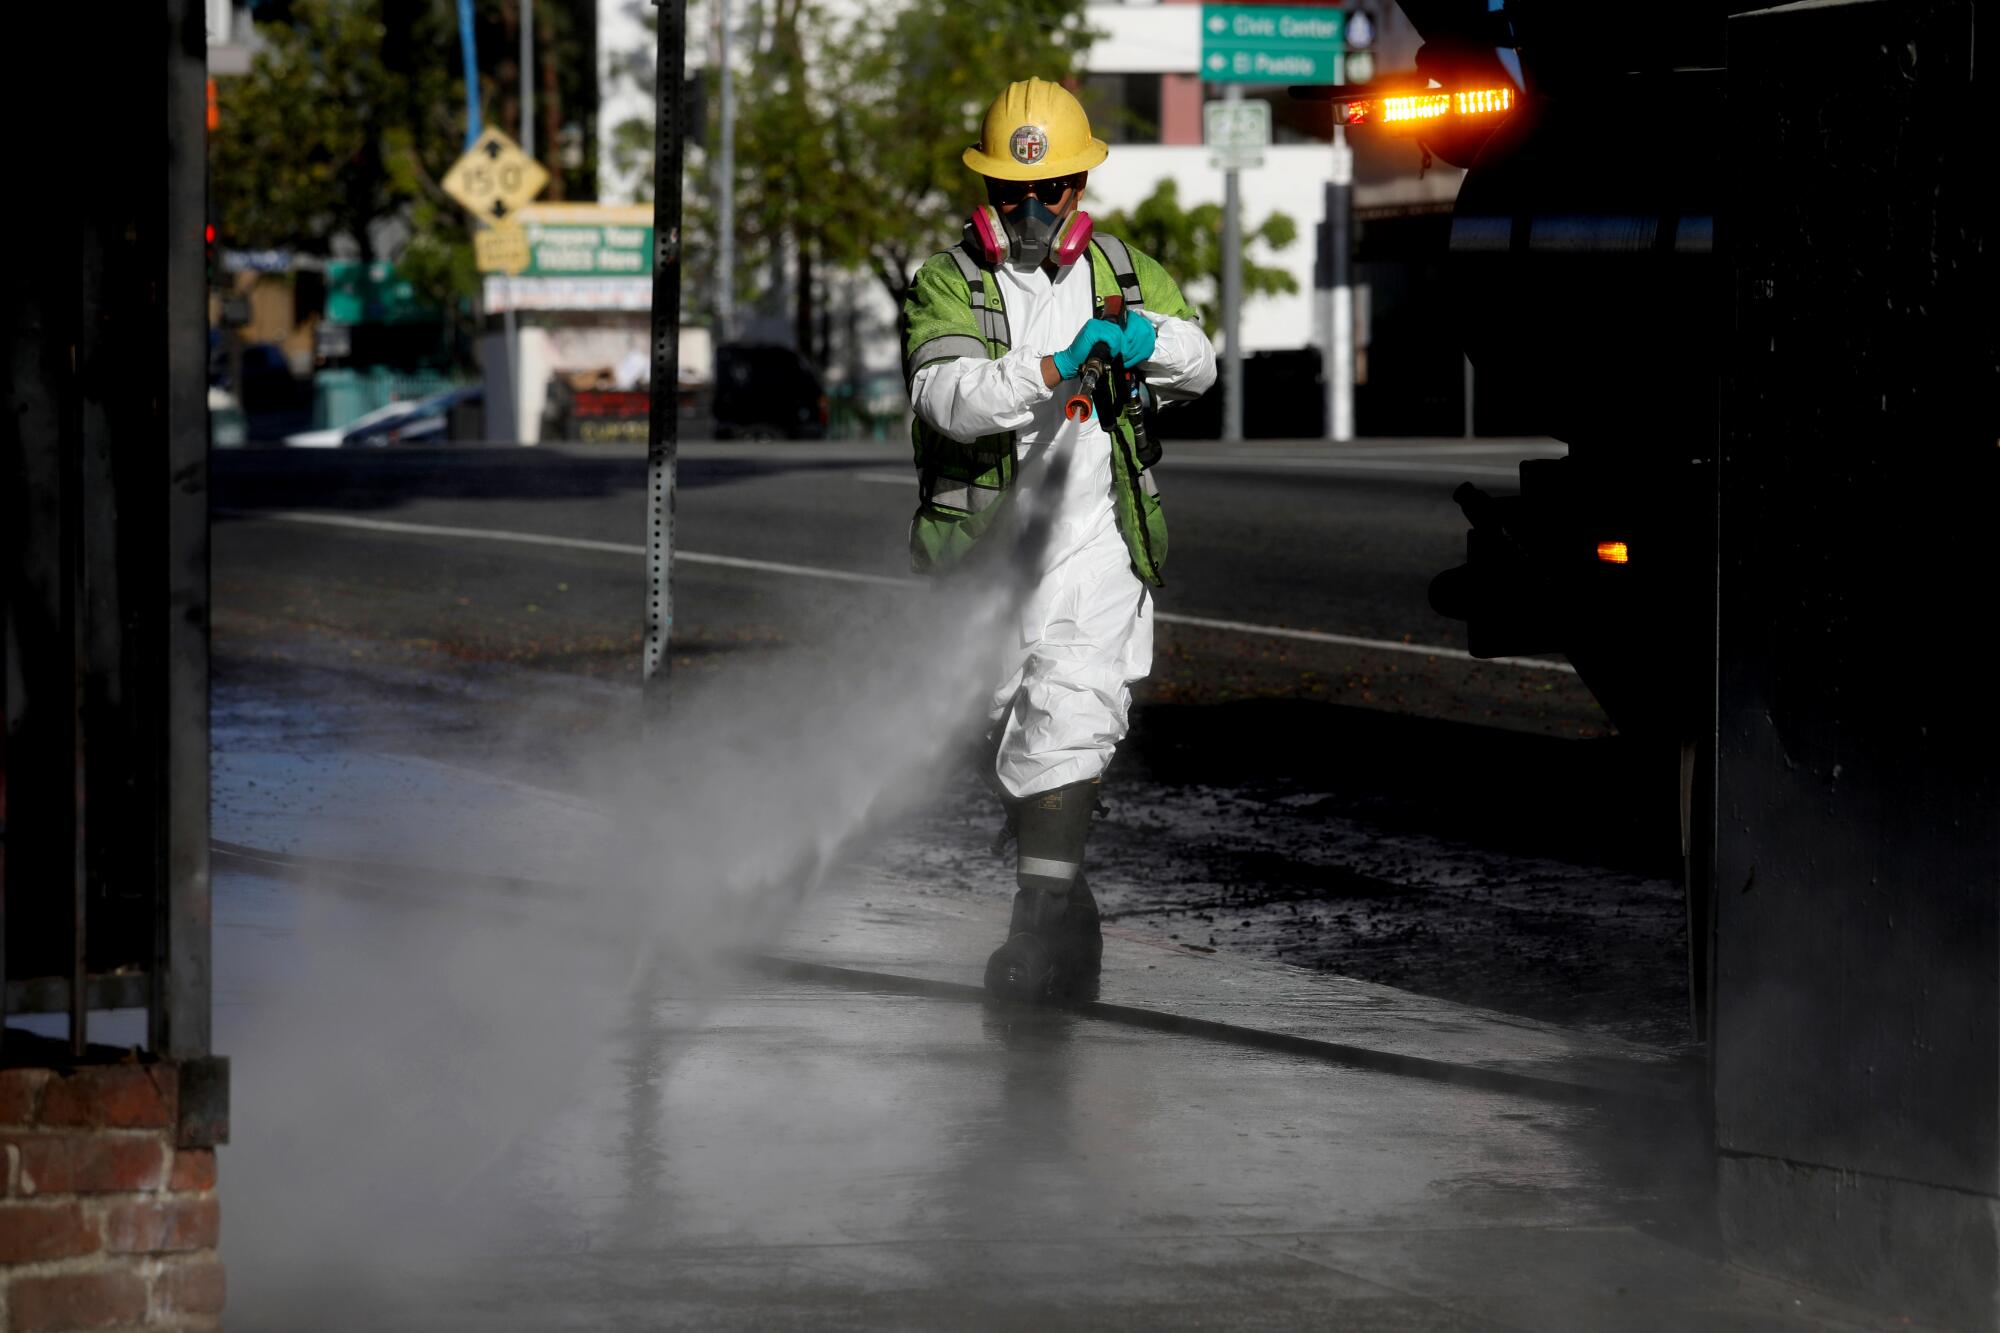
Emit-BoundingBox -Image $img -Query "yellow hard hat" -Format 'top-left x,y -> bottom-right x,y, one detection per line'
962,78 -> 1109,182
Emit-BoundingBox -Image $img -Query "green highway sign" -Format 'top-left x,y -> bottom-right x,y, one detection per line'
1201,4 -> 1345,84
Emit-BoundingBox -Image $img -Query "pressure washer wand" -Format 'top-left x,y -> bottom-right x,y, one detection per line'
1063,295 -> 1126,422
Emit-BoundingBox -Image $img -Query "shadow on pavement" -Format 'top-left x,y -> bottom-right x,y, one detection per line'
1120,698 -> 1684,880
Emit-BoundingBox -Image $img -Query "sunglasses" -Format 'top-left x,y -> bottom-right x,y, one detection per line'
990,176 -> 1079,206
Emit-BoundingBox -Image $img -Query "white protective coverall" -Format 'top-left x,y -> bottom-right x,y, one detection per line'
910,255 -> 1216,799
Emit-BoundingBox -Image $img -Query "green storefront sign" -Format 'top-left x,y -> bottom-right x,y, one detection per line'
1200,4 -> 1346,84
325,260 -> 433,325
519,219 -> 652,278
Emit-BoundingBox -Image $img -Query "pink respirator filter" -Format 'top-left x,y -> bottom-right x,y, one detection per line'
1052,210 -> 1094,268
969,205 -> 1009,265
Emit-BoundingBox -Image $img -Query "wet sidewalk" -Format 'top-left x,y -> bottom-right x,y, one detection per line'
207,681 -> 1917,1332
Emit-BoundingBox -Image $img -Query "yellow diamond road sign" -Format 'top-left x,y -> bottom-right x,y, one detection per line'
443,128 -> 549,223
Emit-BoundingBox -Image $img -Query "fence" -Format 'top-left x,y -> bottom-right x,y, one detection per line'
311,367 -> 475,431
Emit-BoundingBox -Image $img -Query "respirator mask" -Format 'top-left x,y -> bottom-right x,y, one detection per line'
968,178 -> 1092,269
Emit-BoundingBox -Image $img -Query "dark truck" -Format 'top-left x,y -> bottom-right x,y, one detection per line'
712,342 -> 829,441
1327,0 -> 1732,1026
1350,6 -> 2000,1324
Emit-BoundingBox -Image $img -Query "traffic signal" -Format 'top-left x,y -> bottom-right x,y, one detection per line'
1342,4 -> 1377,85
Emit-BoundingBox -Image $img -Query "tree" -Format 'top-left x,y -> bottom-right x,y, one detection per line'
826,0 -> 1096,307
1095,179 -> 1299,338
209,0 -> 442,260
613,0 -> 1097,343
210,0 -> 598,311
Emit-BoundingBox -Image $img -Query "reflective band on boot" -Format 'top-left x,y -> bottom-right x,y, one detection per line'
982,780 -> 1106,1003
1014,779 -> 1097,893
1017,854 -> 1080,885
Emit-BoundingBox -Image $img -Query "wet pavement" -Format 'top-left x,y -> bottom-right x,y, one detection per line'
201,445 -> 1906,1326
206,670 -> 1921,1332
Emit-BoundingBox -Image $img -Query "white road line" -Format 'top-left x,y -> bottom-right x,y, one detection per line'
232,509 -> 1576,674
677,551 -> 913,588
1152,612 -> 1575,674
1181,442 -> 1563,460
228,509 -> 913,587
1158,458 -> 1521,478
236,508 -> 649,556
870,455 -> 1549,483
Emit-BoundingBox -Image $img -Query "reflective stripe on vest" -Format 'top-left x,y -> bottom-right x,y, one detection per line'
906,332 -> 988,383
945,247 -> 1010,351
1092,234 -> 1145,310
906,247 -> 1009,389
923,471 -> 1004,514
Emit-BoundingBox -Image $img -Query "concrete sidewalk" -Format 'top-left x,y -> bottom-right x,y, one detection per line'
207,696 -> 1922,1332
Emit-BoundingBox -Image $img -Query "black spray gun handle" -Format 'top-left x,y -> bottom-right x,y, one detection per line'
1063,295 -> 1126,423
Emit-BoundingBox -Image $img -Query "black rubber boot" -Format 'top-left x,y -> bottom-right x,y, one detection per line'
1063,875 -> 1103,1001
984,909 -> 1059,1000
984,884 -> 1096,1001
982,780 -> 1104,1003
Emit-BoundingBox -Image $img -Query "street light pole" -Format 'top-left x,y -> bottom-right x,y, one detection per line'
520,0 -> 534,161
715,0 -> 735,342
1221,84 -> 1244,445
1326,125 -> 1354,442
507,0 -> 535,444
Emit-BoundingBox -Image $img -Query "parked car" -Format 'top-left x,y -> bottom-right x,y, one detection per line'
712,343 -> 828,441
282,384 -> 481,448
208,385 -> 247,448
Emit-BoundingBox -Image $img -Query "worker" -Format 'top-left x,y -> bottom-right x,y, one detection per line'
901,78 -> 1217,1002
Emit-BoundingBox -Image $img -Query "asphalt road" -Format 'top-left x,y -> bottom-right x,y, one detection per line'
210,438 -> 1693,1047
211,437 -> 1600,730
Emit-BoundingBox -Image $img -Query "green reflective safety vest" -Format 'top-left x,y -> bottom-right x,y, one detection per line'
901,233 -> 1198,587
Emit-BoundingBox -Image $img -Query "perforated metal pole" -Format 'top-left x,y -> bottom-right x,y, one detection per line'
644,0 -> 686,710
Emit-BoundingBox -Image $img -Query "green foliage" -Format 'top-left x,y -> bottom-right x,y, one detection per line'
210,1 -> 436,257
616,0 -> 1097,316
209,0 -> 594,314
828,0 -> 1095,303
1096,179 -> 1298,337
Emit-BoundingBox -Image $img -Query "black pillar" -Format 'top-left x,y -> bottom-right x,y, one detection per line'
1715,2 -> 1998,1325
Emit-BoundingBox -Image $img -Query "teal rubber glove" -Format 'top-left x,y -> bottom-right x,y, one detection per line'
1118,313 -> 1157,367
1051,318 -> 1125,380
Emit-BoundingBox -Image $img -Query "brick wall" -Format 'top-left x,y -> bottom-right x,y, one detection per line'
0,1065 -> 222,1332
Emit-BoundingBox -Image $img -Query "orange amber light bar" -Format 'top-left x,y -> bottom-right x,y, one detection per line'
1453,87 -> 1514,116
1380,93 -> 1452,124
1596,541 -> 1631,565
1338,86 -> 1516,129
